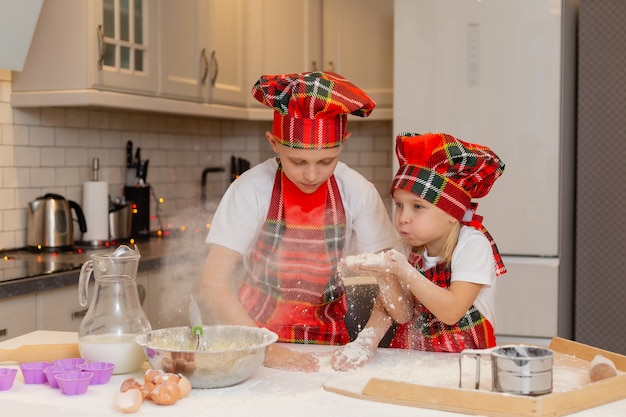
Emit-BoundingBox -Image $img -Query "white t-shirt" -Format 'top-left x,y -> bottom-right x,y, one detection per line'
207,158 -> 399,261
421,225 -> 497,327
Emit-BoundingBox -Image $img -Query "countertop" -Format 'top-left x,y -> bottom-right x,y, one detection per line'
0,235 -> 209,299
2,331 -> 626,417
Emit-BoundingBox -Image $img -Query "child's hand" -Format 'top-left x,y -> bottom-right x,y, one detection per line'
263,344 -> 320,372
341,251 -> 389,276
330,328 -> 377,371
383,249 -> 416,280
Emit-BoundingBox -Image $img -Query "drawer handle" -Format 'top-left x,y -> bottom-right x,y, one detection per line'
71,309 -> 88,320
0,328 -> 6,337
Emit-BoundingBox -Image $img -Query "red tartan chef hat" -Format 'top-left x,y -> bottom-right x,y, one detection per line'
391,132 -> 505,222
251,71 -> 376,149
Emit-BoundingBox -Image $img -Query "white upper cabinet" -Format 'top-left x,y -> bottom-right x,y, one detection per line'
98,0 -> 158,93
12,0 -> 158,97
246,0 -> 392,118
158,0 -> 247,106
205,0 -> 247,105
157,0 -> 207,101
322,0 -> 394,111
11,0 -> 391,119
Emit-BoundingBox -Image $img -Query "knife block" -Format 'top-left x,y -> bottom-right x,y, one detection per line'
124,186 -> 151,239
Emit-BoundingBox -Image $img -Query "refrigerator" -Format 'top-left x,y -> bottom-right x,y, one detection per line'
393,0 -> 578,342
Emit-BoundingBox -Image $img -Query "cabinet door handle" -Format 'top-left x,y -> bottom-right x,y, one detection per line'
209,50 -> 219,87
200,48 -> 209,86
0,328 -> 7,337
97,25 -> 106,70
71,308 -> 88,320
326,61 -> 334,72
311,61 -> 318,71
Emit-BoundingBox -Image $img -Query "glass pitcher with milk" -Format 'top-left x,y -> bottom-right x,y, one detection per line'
77,244 -> 151,374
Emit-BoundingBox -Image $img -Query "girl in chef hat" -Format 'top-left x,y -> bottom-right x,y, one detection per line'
332,132 -> 506,370
201,71 -> 398,372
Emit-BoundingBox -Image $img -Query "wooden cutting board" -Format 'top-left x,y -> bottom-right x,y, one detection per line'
323,337 -> 626,417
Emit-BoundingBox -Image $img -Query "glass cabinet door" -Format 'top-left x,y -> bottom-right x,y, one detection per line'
95,0 -> 157,93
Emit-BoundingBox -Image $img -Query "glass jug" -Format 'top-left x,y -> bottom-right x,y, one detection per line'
77,244 -> 151,374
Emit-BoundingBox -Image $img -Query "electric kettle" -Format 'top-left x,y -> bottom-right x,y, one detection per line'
26,193 -> 87,251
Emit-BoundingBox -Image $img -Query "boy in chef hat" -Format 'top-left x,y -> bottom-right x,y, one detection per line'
332,132 -> 506,370
201,71 -> 398,372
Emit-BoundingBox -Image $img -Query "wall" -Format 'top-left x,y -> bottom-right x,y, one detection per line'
575,0 -> 626,354
0,70 -> 393,250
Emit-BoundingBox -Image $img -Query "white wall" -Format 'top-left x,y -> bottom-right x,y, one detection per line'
0,70 -> 393,250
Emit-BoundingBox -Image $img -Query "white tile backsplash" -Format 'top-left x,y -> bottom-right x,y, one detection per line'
0,76 -> 393,250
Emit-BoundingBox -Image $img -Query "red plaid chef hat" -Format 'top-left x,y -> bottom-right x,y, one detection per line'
251,71 -> 375,149
392,132 -> 507,276
391,132 -> 505,222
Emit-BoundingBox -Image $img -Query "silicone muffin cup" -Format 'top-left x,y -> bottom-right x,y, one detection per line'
44,365 -> 80,388
53,358 -> 86,367
0,368 -> 18,391
79,362 -> 114,385
19,361 -> 49,384
55,371 -> 93,396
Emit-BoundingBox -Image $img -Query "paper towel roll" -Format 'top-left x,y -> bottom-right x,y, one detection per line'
82,181 -> 109,243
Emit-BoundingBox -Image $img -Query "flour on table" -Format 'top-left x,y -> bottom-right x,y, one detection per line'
323,345 -> 592,395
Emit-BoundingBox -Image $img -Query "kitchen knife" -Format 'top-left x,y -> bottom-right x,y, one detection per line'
134,147 -> 141,184
0,343 -> 80,363
126,140 -> 133,168
136,160 -> 148,186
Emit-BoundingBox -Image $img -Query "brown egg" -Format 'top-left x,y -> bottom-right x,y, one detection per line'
590,362 -> 618,382
589,354 -> 618,382
160,373 -> 181,384
120,377 -> 143,393
116,388 -> 143,413
150,380 -> 181,405
144,369 -> 165,385
177,375 -> 192,398
144,381 -> 156,394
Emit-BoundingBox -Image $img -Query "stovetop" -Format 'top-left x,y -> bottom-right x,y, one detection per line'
0,244 -> 118,284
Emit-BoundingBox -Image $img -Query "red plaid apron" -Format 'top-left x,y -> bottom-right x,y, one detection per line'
238,166 -> 350,345
389,248 -> 497,352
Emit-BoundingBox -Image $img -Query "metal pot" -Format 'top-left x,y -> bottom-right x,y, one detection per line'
459,345 -> 554,395
26,193 -> 87,251
109,202 -> 132,240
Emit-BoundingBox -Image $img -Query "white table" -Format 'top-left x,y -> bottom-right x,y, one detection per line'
1,331 -> 626,417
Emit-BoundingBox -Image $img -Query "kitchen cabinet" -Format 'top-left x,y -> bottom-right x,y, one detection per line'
246,0 -> 393,115
36,274 -> 148,332
37,285 -> 87,332
0,294 -> 37,342
244,0 -> 322,87
11,0 -> 391,119
11,0 -> 158,96
158,0 -> 248,105
321,0 -> 394,110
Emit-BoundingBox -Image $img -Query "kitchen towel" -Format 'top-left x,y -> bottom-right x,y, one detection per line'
82,181 -> 109,243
